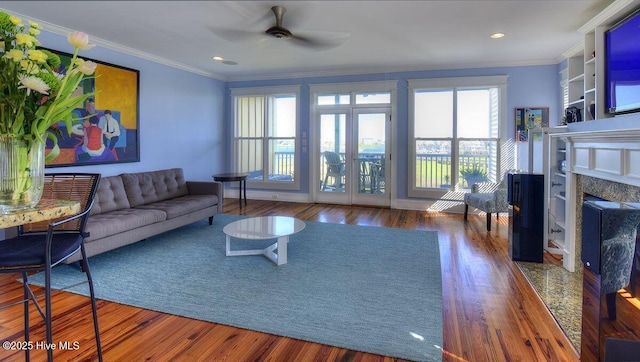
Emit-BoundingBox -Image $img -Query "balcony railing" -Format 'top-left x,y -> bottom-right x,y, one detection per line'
416,153 -> 489,189
258,152 -> 488,189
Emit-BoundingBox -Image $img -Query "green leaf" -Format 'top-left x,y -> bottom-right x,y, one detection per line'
45,133 -> 60,163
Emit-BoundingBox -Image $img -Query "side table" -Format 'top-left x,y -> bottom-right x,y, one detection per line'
213,173 -> 249,209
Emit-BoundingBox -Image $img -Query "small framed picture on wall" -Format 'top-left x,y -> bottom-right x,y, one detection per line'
515,107 -> 549,142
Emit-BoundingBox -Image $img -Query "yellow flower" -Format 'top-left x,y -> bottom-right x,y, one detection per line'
9,15 -> 22,27
29,28 -> 41,36
27,49 -> 48,64
28,20 -> 40,29
20,60 -> 40,74
17,74 -> 50,95
67,31 -> 95,50
3,49 -> 24,62
15,33 -> 38,48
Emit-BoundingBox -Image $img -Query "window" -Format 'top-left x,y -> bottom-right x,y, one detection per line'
231,86 -> 300,190
408,76 -> 507,198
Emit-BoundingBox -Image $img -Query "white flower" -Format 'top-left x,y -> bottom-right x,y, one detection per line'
17,74 -> 49,95
67,31 -> 95,50
77,60 -> 97,75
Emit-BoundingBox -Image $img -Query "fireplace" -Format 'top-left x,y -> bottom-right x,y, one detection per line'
574,175 -> 640,266
555,122 -> 640,361
575,175 -> 640,361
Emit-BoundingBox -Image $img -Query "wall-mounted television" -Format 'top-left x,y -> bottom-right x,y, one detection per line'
605,9 -> 640,115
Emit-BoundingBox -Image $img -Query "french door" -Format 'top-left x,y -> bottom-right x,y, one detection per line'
315,108 -> 390,206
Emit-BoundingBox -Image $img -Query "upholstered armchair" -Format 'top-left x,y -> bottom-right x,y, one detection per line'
463,177 -> 509,231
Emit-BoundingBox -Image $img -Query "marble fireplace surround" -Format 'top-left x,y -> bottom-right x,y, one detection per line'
518,122 -> 640,352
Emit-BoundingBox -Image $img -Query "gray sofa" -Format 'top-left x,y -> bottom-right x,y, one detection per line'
65,168 -> 223,263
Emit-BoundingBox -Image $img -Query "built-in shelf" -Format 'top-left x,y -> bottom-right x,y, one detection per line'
543,127 -> 574,271
550,238 -> 566,249
569,74 -> 585,83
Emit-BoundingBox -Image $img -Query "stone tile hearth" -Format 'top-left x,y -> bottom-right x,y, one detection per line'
518,174 -> 640,353
517,260 -> 583,350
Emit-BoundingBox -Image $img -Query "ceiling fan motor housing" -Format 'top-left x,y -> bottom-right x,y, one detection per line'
266,26 -> 292,39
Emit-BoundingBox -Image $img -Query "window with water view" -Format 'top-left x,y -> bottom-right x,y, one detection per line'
409,77 -> 505,198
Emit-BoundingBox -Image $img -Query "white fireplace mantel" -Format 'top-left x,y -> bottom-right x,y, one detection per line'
562,127 -> 640,188
546,118 -> 640,272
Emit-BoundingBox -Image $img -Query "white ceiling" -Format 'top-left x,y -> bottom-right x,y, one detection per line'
0,1 -> 615,81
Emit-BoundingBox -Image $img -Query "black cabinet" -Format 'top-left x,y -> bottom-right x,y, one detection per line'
508,172 -> 544,262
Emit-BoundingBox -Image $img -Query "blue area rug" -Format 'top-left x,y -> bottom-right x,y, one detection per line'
31,214 -> 442,361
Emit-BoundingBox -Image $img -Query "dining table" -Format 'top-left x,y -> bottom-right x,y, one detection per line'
0,199 -> 81,229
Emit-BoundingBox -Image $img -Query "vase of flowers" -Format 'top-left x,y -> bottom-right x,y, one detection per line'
0,134 -> 44,212
0,11 -> 97,213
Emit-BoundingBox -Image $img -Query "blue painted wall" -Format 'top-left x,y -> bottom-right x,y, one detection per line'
37,31 -> 227,181
37,30 -> 560,197
228,64 -> 561,198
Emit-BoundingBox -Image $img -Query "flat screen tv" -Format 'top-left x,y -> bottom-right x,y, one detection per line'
605,9 -> 640,114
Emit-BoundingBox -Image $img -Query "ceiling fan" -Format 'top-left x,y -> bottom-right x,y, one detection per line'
211,5 -> 349,50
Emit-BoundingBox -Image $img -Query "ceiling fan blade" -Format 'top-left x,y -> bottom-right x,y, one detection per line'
208,26 -> 259,43
290,31 -> 350,50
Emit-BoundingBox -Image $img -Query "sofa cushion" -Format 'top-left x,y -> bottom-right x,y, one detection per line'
90,176 -> 131,215
85,208 -> 167,242
135,194 -> 219,219
122,168 -> 189,207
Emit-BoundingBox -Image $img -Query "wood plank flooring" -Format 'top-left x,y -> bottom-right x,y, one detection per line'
0,199 -> 579,361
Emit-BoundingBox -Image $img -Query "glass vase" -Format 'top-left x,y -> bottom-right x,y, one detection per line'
0,134 -> 45,214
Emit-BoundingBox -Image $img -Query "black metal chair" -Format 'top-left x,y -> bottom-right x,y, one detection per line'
0,173 -> 102,361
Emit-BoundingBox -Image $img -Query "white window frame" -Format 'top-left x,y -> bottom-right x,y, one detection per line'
407,76 -> 508,199
231,85 -> 301,190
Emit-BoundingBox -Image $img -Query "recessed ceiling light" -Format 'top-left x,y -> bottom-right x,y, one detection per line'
490,33 -> 505,39
212,56 -> 224,61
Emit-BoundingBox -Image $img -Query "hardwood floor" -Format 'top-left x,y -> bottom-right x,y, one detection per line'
0,199 -> 579,361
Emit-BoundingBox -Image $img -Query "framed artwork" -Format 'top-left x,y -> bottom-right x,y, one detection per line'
43,48 -> 140,167
515,107 -> 549,142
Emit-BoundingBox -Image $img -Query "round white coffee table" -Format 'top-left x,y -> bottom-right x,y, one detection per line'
223,216 -> 306,265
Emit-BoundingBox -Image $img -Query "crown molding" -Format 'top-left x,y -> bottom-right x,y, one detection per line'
0,8 -> 229,81
561,41 -> 585,59
0,7 -> 566,84
225,58 -> 557,82
578,0 -> 640,33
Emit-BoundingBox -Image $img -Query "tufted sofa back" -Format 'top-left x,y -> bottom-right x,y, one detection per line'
121,168 -> 189,207
90,175 -> 131,215
90,168 -> 191,214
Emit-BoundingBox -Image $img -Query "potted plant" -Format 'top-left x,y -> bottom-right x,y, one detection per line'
440,174 -> 451,189
0,11 -> 97,212
460,165 -> 488,188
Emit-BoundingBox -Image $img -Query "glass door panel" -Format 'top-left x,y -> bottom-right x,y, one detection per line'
352,110 -> 389,206
319,113 -> 347,194
315,109 -> 390,206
